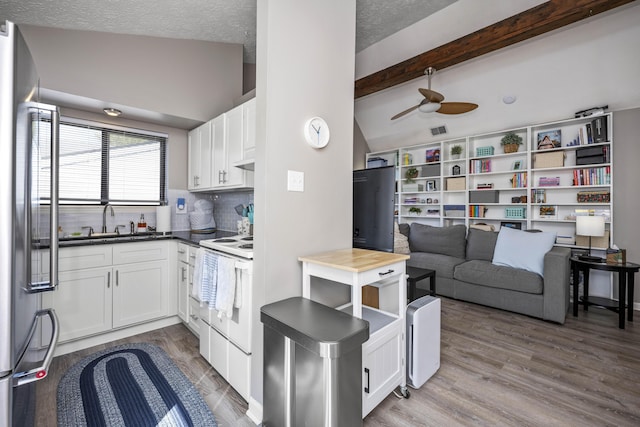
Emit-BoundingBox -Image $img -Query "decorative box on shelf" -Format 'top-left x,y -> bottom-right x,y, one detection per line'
446,177 -> 466,191
475,146 -> 494,157
367,157 -> 388,168
556,235 -> 575,245
421,164 -> 440,177
444,205 -> 465,217
577,191 -> 610,203
505,207 -> 526,219
533,151 -> 565,168
469,190 -> 499,203
403,183 -> 424,192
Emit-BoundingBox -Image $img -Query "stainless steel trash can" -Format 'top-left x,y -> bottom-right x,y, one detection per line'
261,297 -> 370,427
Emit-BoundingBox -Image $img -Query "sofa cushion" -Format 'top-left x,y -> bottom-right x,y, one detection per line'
409,223 -> 466,259
492,227 -> 556,276
408,252 -> 465,279
466,228 -> 498,261
398,223 -> 410,237
454,260 -> 543,294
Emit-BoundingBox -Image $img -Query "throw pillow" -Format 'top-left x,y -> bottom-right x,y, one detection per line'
466,228 -> 498,261
393,222 -> 410,254
409,223 -> 466,258
492,227 -> 556,276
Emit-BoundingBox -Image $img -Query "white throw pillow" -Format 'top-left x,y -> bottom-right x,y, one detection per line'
393,222 -> 410,255
492,227 -> 556,276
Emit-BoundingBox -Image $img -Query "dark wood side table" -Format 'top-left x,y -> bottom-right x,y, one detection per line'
406,266 -> 436,302
570,257 -> 640,329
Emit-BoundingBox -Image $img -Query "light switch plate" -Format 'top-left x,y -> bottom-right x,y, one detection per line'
287,170 -> 304,192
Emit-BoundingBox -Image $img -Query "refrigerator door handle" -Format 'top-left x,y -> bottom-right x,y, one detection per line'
26,104 -> 59,293
12,309 -> 59,387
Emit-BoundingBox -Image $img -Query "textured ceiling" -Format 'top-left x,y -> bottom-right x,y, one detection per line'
0,0 -> 457,63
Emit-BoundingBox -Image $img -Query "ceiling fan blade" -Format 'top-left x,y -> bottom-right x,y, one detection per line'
391,103 -> 421,120
418,88 -> 444,103
436,102 -> 478,115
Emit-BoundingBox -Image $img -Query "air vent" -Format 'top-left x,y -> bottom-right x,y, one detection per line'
430,125 -> 447,136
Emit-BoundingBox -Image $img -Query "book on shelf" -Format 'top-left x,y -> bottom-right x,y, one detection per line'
511,172 -> 527,188
538,176 -> 560,186
469,205 -> 488,218
572,167 -> 610,186
470,158 -> 491,173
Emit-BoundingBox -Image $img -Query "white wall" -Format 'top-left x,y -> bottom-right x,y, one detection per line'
250,0 -> 356,417
21,25 -> 243,123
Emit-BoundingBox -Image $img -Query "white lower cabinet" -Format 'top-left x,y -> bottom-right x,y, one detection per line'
41,241 -> 171,344
112,260 -> 169,328
42,267 -> 113,342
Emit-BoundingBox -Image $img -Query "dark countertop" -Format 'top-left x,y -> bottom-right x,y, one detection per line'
34,229 -> 238,249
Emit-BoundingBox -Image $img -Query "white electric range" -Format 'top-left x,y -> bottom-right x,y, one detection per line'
199,234 -> 254,259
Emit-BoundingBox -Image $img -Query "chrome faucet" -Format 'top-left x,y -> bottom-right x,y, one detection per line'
102,204 -> 115,233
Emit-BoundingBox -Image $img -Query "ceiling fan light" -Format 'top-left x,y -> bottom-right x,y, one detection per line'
418,102 -> 441,113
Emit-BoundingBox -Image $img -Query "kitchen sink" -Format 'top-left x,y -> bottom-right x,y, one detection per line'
58,232 -> 172,246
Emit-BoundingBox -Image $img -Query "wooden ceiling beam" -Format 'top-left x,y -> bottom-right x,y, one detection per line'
354,0 -> 636,99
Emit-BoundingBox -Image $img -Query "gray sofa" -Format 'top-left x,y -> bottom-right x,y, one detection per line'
399,223 -> 571,324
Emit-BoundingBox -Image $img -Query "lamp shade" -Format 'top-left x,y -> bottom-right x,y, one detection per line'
576,215 -> 605,237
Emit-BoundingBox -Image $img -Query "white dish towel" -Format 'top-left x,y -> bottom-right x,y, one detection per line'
215,256 -> 237,318
193,248 -> 218,309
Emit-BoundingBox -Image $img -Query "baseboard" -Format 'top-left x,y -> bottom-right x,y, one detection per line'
246,396 -> 263,425
52,316 -> 182,357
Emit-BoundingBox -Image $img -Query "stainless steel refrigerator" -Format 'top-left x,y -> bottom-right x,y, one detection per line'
0,20 -> 60,426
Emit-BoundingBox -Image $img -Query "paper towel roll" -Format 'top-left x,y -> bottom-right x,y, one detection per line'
156,206 -> 172,233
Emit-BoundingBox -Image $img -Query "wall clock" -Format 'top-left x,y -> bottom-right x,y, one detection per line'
303,117 -> 330,148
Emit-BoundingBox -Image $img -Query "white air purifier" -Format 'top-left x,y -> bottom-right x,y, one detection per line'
406,296 -> 441,389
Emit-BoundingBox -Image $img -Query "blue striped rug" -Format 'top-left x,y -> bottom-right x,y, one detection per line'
57,343 -> 217,427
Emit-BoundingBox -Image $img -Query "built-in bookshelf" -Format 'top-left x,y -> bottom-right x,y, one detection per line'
365,113 -> 614,250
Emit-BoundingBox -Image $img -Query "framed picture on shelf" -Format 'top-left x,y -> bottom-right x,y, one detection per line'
536,130 -> 561,150
512,160 -> 522,170
539,205 -> 557,219
532,188 -> 546,203
426,180 -> 437,191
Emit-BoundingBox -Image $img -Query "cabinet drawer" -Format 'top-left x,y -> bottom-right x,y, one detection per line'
357,261 -> 405,286
188,297 -> 201,336
112,241 -> 168,264
177,242 -> 190,263
53,246 -> 113,272
228,342 -> 251,401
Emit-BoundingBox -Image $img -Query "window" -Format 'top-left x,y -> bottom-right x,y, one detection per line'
35,117 -> 167,205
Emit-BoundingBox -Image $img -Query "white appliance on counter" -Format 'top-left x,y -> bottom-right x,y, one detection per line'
196,235 -> 253,400
1,21 -> 61,426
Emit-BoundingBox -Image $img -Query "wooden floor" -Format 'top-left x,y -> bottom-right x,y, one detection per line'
36,298 -> 640,426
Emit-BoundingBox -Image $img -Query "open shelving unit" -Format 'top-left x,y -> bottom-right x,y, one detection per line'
366,113 -> 614,250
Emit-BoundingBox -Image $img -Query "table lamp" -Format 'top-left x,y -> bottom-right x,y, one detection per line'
576,215 -> 605,262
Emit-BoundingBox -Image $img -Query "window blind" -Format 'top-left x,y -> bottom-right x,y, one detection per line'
35,117 -> 167,205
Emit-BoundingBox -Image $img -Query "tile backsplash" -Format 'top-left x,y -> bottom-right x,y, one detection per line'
42,188 -> 254,237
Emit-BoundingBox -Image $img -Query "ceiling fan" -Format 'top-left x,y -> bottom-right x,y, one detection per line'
391,67 -> 478,120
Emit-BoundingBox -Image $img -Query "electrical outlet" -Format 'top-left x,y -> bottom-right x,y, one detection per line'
287,170 -> 304,192
176,198 -> 187,214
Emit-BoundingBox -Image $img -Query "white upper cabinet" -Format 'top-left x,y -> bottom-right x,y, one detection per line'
188,98 -> 254,191
187,121 -> 212,190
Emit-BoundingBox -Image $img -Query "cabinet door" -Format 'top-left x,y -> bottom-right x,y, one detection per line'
243,98 -> 256,160
112,260 -> 169,328
212,114 -> 226,187
188,122 -> 212,189
41,267 -> 112,343
224,104 -> 245,187
362,325 -> 404,417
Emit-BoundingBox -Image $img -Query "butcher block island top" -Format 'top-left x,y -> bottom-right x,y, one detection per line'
298,248 -> 409,272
